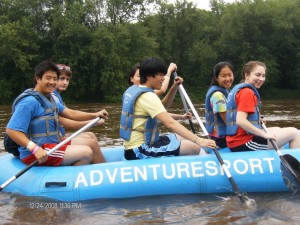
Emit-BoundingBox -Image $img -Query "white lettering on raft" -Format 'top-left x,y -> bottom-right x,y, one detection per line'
74,157 -> 275,188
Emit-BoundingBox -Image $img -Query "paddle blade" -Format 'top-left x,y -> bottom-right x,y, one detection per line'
280,154 -> 300,195
283,154 -> 300,179
237,193 -> 256,207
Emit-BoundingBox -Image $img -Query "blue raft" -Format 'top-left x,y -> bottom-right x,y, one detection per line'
0,147 -> 299,202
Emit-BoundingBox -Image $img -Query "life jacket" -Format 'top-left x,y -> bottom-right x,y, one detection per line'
52,89 -> 66,137
205,85 -> 229,136
4,89 -> 60,156
226,83 -> 261,136
120,85 -> 159,145
52,89 -> 64,105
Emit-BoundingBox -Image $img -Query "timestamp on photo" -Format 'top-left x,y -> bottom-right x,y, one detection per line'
29,202 -> 82,209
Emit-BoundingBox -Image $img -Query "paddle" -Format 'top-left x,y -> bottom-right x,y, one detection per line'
175,81 -> 254,205
261,121 -> 300,195
0,116 -> 102,191
173,72 -> 196,134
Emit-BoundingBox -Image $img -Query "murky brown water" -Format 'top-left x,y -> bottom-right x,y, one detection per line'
1,100 -> 300,224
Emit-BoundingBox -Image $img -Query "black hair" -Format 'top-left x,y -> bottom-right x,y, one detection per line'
128,63 -> 140,85
210,62 -> 234,86
139,58 -> 167,84
34,60 -> 60,84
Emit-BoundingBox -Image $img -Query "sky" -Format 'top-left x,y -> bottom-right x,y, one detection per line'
168,0 -> 236,10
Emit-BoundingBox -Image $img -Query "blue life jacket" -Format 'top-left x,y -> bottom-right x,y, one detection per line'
52,89 -> 66,137
5,89 -> 60,156
13,89 -> 60,146
205,85 -> 229,136
52,89 -> 64,105
120,85 -> 159,145
226,83 -> 261,136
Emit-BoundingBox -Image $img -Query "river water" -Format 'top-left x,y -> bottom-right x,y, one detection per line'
1,100 -> 300,224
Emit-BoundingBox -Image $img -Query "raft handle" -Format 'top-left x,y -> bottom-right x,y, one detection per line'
45,182 -> 67,187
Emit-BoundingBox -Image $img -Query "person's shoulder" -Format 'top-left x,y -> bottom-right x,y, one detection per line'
211,91 -> 226,106
51,92 -> 60,103
13,95 -> 39,113
18,95 -> 40,104
211,91 -> 226,102
212,91 -> 225,98
240,87 -> 255,95
236,87 -> 255,100
138,92 -> 160,104
141,91 -> 157,98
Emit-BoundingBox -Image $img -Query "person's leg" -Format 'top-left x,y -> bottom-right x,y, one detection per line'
175,134 -> 206,155
134,134 -> 180,158
76,132 -> 97,140
71,138 -> 106,163
179,140 -> 207,155
61,145 -> 93,166
134,133 -> 206,158
268,127 -> 300,149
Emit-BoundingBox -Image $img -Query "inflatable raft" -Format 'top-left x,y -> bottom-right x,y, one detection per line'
0,146 -> 299,202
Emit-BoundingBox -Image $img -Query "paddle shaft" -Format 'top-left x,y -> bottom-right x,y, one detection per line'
173,72 -> 196,133
177,83 -> 247,203
0,117 -> 101,191
261,122 -> 282,155
177,84 -> 208,135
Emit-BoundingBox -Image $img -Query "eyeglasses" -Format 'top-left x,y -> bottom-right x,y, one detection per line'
57,64 -> 71,71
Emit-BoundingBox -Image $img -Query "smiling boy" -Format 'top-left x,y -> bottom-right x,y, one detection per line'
6,60 -> 108,166
120,58 -> 216,160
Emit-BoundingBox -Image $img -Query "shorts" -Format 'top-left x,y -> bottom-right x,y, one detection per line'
229,136 -> 268,152
21,141 -> 71,166
124,133 -> 180,160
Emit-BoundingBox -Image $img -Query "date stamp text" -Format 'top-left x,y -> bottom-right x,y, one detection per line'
29,202 -> 82,209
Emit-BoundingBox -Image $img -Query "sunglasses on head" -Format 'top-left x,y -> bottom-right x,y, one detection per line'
57,64 -> 71,71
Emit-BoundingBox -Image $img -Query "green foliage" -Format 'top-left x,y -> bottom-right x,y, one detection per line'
1,0 -> 300,104
0,78 -> 13,104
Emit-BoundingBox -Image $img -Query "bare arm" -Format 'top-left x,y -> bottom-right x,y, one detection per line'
154,75 -> 171,96
6,128 -> 48,163
59,108 -> 108,121
219,111 -> 227,124
169,112 -> 192,120
154,63 -> 176,96
156,111 -> 216,148
6,129 -> 31,148
59,117 -> 105,130
161,82 -> 178,109
236,111 -> 275,139
161,76 -> 184,109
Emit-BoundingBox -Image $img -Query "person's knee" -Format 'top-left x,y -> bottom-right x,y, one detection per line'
191,148 -> 201,155
89,139 -> 100,150
81,147 -> 93,162
289,127 -> 300,137
179,145 -> 200,155
81,138 -> 99,149
86,132 -> 97,139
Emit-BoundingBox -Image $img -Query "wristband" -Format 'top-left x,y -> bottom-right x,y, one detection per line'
27,141 -> 36,151
165,74 -> 171,77
32,146 -> 40,155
